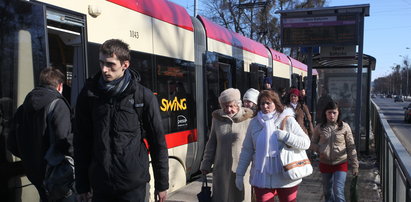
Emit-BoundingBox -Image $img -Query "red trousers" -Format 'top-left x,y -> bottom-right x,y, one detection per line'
253,185 -> 299,202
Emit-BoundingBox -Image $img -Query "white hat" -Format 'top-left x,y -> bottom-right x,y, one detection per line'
243,88 -> 259,104
219,88 -> 241,105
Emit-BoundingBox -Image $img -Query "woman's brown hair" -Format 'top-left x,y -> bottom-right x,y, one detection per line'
257,90 -> 284,113
320,100 -> 343,130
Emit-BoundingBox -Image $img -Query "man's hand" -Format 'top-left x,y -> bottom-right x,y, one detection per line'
77,192 -> 92,202
155,190 -> 167,202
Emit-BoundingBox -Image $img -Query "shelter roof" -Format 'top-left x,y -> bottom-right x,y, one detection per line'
312,53 -> 376,70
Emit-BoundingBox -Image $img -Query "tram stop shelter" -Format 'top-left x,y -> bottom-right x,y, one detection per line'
312,53 -> 376,153
277,4 -> 375,153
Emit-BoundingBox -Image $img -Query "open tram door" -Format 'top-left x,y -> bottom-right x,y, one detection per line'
46,8 -> 87,106
0,1 -> 87,201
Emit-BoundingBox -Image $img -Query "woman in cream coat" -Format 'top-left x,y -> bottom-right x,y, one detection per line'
236,90 -> 310,202
200,88 -> 254,202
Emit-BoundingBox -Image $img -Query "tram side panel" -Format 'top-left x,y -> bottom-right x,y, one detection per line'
270,48 -> 292,92
1,0 -> 201,201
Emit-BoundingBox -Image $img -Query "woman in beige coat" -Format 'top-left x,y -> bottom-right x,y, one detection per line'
200,88 -> 254,202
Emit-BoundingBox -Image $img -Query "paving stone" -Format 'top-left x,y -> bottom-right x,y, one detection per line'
166,154 -> 382,202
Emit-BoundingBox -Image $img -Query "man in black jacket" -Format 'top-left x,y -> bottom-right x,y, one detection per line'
74,39 -> 169,202
8,67 -> 73,201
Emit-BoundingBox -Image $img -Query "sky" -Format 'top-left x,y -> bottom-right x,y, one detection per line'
169,0 -> 411,81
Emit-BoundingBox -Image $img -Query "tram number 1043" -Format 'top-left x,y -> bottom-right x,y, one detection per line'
129,30 -> 139,39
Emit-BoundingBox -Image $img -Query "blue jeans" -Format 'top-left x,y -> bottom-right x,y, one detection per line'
322,171 -> 347,202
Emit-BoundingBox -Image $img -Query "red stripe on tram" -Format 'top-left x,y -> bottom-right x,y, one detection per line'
165,129 -> 198,149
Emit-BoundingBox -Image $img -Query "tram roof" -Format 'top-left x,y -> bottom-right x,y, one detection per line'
289,56 -> 308,72
312,53 -> 376,70
269,48 -> 291,65
108,0 -> 193,31
197,16 -> 269,58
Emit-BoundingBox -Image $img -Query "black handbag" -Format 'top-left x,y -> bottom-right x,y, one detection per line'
350,175 -> 359,202
197,174 -> 212,202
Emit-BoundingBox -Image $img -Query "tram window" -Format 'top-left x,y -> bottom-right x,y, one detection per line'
0,1 -> 47,117
272,77 -> 289,91
87,45 -> 154,90
155,56 -> 195,133
130,51 -> 153,90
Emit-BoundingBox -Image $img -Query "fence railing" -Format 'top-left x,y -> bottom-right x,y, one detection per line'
370,100 -> 411,202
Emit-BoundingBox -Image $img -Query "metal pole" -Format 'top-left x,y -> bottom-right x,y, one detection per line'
407,64 -> 409,97
307,47 -> 313,115
194,0 -> 197,16
355,13 -> 364,152
401,69 -> 403,95
365,66 -> 371,154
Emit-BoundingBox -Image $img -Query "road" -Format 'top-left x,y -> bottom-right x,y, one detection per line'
372,96 -> 411,155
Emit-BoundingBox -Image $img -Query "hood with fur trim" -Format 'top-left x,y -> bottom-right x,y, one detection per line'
273,107 -> 295,126
212,107 -> 254,123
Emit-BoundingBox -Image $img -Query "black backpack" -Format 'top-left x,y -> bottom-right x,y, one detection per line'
43,99 -> 75,200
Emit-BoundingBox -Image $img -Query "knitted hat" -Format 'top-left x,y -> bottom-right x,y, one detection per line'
289,88 -> 300,97
219,88 -> 241,104
243,88 -> 260,104
263,77 -> 272,85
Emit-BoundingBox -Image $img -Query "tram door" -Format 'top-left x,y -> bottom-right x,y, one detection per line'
205,58 -> 233,130
250,64 -> 269,91
291,73 -> 302,89
0,1 -> 87,201
218,62 -> 232,91
46,9 -> 87,106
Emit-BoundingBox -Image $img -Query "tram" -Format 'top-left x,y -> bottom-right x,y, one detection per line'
0,0 -> 313,201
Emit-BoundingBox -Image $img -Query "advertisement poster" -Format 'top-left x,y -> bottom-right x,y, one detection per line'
327,76 -> 357,127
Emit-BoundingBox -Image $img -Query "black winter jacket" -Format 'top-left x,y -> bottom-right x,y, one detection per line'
74,71 -> 169,194
8,86 -> 73,186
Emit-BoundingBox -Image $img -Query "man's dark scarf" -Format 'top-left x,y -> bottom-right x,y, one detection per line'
98,69 -> 131,97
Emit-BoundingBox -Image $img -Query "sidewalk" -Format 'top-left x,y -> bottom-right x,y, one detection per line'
166,154 -> 382,202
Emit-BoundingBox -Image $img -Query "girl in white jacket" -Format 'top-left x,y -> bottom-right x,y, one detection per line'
236,90 -> 310,202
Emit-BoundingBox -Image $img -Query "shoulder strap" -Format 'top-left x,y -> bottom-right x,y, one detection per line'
133,84 -> 145,138
280,116 -> 290,130
47,99 -> 59,144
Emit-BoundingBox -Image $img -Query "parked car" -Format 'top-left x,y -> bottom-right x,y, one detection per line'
371,94 -> 376,98
395,95 -> 404,102
404,104 -> 411,123
387,94 -> 393,98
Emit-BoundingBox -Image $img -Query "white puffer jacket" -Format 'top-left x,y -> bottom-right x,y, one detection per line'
236,108 -> 310,188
